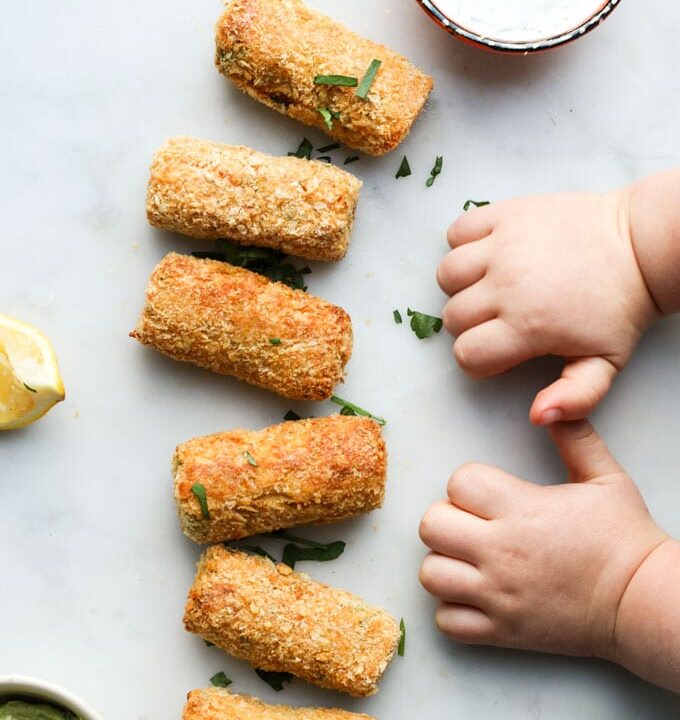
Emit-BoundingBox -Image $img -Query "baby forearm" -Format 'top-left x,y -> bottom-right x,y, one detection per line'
628,169 -> 680,314
612,538 -> 680,692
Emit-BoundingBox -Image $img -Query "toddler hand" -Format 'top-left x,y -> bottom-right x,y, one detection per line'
437,190 -> 660,424
419,421 -> 667,661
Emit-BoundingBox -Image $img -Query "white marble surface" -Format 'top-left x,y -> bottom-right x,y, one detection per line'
2,1 -> 680,718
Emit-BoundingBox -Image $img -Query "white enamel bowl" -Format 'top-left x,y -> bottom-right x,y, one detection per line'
0,676 -> 105,720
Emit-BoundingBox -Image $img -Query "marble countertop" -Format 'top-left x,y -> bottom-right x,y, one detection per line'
2,1 -> 680,718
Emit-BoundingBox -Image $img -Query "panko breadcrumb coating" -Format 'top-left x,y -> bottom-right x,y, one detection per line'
184,546 -> 400,697
215,0 -> 433,156
174,415 -> 387,543
146,137 -> 362,262
130,253 -> 352,401
183,688 -> 376,720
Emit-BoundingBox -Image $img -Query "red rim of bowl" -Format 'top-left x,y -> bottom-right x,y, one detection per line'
415,0 -> 621,53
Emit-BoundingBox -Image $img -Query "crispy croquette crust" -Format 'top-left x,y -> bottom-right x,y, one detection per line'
174,415 -> 387,542
146,137 -> 362,262
130,253 -> 352,401
184,547 -> 400,697
183,688 -> 376,720
215,0 -> 433,156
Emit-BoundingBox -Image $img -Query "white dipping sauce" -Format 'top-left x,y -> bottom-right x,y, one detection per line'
432,0 -> 606,42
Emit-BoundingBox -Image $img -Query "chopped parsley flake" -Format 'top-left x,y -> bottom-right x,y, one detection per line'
398,618 -> 406,656
282,540 -> 345,569
284,410 -> 302,421
330,395 -> 386,426
318,107 -> 341,130
288,137 -> 313,160
395,156 -> 412,179
356,59 -> 382,99
210,671 -> 232,688
314,74 -> 358,87
244,451 -> 257,466
343,155 -> 360,165
269,338 -> 282,346
407,309 -> 443,339
263,530 -> 346,570
191,483 -> 210,520
317,142 -> 340,153
255,669 -> 294,692
393,309 -> 403,324
426,156 -> 443,187
23,383 -> 37,393
463,199 -> 490,211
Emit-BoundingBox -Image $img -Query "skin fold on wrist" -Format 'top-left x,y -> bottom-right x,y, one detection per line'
626,169 -> 680,315
610,537 -> 680,692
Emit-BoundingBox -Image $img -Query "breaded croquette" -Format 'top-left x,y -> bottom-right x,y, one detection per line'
215,0 -> 433,156
184,547 -> 401,697
174,415 -> 387,543
146,137 -> 362,262
183,688 -> 376,720
130,253 -> 352,401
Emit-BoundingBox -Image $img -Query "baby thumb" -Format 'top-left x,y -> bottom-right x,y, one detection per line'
549,420 -> 623,483
529,356 -> 619,426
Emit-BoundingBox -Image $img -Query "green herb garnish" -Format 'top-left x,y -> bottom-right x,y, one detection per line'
356,59 -> 382,99
398,618 -> 406,656
396,156 -> 411,179
262,531 -> 346,570
316,156 -> 332,163
193,241 -> 311,291
314,74 -> 358,87
269,338 -> 282,346
255,669 -> 294,692
288,137 -> 313,160
426,156 -> 443,187
344,155 -> 359,165
191,483 -> 210,520
244,451 -> 257,466
317,142 -> 340,153
393,309 -> 403,324
330,395 -> 386,426
318,107 -> 341,130
284,410 -> 302,421
23,383 -> 37,393
407,308 -> 443,339
463,199 -> 490,211
204,640 -> 215,647
282,541 -> 345,569
210,671 -> 233,688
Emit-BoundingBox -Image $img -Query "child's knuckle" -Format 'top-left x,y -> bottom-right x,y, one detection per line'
448,463 -> 481,495
418,509 -> 438,543
418,555 -> 438,590
453,337 -> 473,370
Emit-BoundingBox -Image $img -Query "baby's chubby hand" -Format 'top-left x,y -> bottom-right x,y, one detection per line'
418,421 -> 668,665
437,190 -> 660,424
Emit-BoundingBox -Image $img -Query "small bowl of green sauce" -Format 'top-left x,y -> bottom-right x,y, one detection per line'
0,676 -> 104,720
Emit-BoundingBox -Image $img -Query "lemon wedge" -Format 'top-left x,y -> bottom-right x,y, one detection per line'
0,314 -> 65,430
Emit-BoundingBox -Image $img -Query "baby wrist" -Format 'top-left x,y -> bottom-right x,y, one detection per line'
627,169 -> 680,315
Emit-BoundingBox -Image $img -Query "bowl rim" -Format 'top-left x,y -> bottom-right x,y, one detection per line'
0,675 -> 105,720
415,0 -> 622,53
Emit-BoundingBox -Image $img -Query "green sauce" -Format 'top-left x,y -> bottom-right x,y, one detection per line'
0,698 -> 79,720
